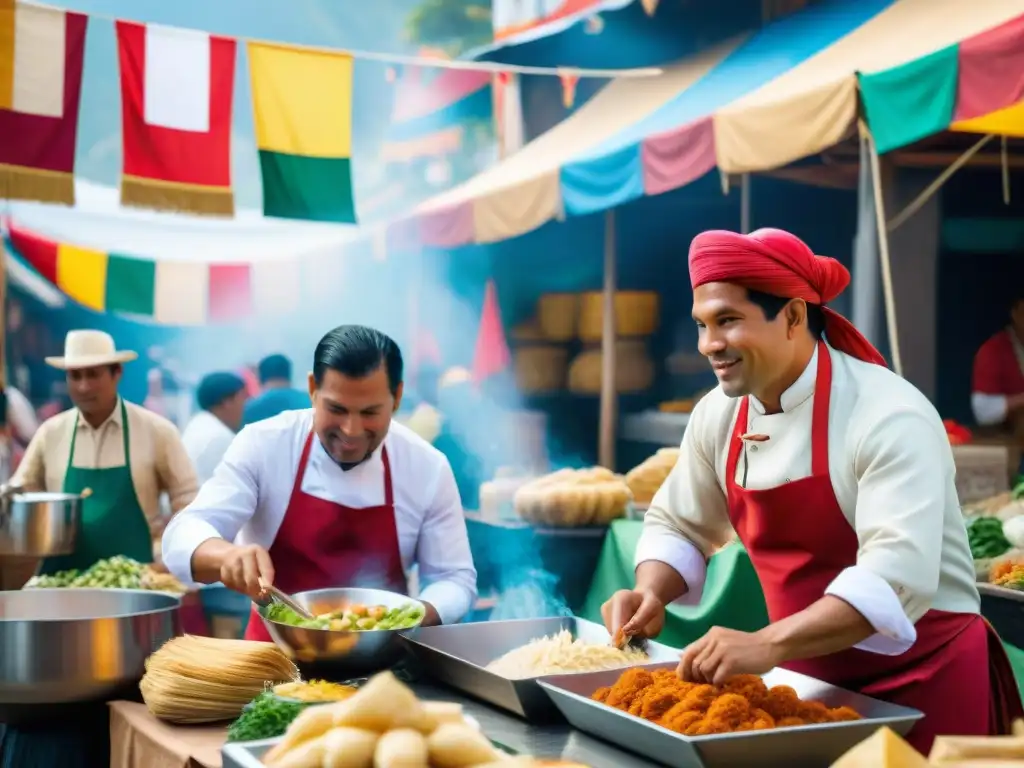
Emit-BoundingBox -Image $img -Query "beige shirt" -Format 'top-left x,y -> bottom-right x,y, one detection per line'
13,398 -> 198,536
638,343 -> 979,656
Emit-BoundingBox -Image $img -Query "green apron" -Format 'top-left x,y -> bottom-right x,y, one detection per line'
40,400 -> 154,574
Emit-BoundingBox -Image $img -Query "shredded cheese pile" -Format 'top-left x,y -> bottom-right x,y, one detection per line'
485,630 -> 648,679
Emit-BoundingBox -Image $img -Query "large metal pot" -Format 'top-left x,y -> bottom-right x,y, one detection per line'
0,588 -> 179,706
0,488 -> 82,557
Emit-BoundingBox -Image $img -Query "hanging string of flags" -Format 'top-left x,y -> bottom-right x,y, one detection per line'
3,220 -> 357,325
0,0 -> 661,220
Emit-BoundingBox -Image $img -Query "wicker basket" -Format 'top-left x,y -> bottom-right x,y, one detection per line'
578,291 -> 659,341
513,345 -> 568,394
567,340 -> 655,394
537,293 -> 579,342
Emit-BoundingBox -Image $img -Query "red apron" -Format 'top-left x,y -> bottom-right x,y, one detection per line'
245,432 -> 408,642
725,341 -> 1023,754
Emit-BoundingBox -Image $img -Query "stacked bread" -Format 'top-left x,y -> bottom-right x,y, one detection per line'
513,467 -> 631,527
625,448 -> 680,506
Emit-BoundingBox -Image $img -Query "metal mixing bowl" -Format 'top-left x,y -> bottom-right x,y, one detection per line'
256,587 -> 424,678
0,588 -> 180,705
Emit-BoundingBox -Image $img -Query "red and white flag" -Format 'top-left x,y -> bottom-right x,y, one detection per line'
117,21 -> 235,216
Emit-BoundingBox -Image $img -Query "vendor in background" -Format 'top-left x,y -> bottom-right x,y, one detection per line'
181,372 -> 248,486
10,330 -> 198,578
161,325 -> 478,634
971,294 -> 1024,435
242,353 -> 310,427
602,229 -> 1022,754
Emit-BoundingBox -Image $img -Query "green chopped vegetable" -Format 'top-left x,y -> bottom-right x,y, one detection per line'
25,555 -> 148,589
227,692 -> 307,742
968,517 -> 1012,560
264,601 -> 424,631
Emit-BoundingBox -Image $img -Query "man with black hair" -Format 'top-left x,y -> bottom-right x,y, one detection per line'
162,325 -> 478,631
602,229 -> 1021,753
971,294 -> 1024,432
181,372 -> 248,485
242,353 -> 310,426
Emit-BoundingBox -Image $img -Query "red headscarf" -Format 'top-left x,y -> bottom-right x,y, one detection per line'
688,228 -> 886,366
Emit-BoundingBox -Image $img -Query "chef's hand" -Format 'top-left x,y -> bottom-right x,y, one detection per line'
601,588 -> 666,641
677,626 -> 783,686
220,544 -> 275,601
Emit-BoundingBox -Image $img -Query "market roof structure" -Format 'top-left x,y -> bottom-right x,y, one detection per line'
389,0 -> 1024,250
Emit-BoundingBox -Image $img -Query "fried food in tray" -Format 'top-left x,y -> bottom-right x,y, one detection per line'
624,448 -> 680,506
592,667 -> 860,736
513,467 -> 631,527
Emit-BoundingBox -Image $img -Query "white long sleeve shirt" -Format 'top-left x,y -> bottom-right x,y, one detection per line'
180,410 -> 236,486
638,343 -> 979,656
162,410 -> 478,624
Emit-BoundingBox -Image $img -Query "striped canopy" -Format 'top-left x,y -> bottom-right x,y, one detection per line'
388,0 -> 1024,250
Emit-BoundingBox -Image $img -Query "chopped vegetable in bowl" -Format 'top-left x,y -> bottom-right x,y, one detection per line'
264,601 -> 424,631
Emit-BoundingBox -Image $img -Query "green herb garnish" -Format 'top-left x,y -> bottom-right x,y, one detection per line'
227,692 -> 307,742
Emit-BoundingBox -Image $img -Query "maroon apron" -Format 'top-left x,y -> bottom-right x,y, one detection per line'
245,433 -> 408,642
724,341 -> 1023,754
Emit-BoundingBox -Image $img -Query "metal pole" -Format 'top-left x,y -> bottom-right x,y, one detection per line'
740,174 -> 752,234
598,209 -> 618,469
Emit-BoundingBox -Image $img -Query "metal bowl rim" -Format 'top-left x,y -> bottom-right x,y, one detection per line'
0,587 -> 182,622
256,587 -> 426,635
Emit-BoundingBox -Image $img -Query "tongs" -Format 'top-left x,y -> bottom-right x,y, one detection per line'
257,578 -> 314,620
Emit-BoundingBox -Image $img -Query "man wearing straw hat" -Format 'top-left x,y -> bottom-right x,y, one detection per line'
9,330 -> 197,578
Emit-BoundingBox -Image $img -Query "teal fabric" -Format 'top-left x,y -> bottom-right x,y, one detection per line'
859,44 -> 960,154
242,388 -> 310,427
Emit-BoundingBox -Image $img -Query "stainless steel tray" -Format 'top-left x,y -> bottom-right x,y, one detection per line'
400,616 -> 680,721
223,739 -> 272,768
538,662 -> 923,767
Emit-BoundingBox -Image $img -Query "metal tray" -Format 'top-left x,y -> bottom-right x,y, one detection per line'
400,616 -> 680,721
979,582 -> 1024,648
537,662 -> 923,768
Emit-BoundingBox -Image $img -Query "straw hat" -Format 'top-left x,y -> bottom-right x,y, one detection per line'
45,330 -> 139,370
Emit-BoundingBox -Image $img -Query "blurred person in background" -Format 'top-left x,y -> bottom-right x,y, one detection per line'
242,353 -> 309,427
181,372 -> 248,486
162,325 -> 477,634
5,384 -> 38,473
10,330 -> 197,580
972,294 -> 1024,435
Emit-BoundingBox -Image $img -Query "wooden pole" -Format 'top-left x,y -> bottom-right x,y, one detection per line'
740,173 -> 752,234
598,209 -> 618,469
863,124 -> 904,376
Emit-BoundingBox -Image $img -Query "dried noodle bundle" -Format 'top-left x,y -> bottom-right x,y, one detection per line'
141,635 -> 298,723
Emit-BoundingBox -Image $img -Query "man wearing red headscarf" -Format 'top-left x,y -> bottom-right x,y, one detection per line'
602,229 -> 1022,753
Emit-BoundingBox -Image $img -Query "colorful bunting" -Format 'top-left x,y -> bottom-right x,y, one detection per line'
248,42 -> 357,224
116,20 -> 236,216
0,0 -> 87,205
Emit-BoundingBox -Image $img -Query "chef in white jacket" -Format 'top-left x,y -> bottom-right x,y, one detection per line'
162,325 -> 478,637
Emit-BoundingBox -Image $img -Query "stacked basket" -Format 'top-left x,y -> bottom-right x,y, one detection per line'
510,291 -> 660,396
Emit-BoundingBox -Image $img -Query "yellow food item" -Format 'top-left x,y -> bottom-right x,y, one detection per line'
427,723 -> 501,768
832,727 -> 928,766
374,728 -> 429,768
266,671 -> 519,768
513,467 -> 631,526
929,733 -> 1024,764
273,681 -> 359,703
140,636 -> 297,723
625,448 -> 680,506
485,630 -> 648,679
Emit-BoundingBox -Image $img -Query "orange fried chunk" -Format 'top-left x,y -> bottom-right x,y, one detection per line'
594,666 -> 862,736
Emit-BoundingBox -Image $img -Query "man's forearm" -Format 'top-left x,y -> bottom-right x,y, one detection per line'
758,595 -> 875,663
190,538 -> 232,584
635,560 -> 689,605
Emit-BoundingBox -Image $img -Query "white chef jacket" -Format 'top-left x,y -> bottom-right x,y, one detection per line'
638,342 -> 979,656
181,410 -> 237,486
162,409 -> 478,625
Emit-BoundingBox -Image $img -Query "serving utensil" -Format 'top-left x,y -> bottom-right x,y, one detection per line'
257,578 -> 314,620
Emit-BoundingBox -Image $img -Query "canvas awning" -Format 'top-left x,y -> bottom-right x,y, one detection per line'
388,0 -> 1024,249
